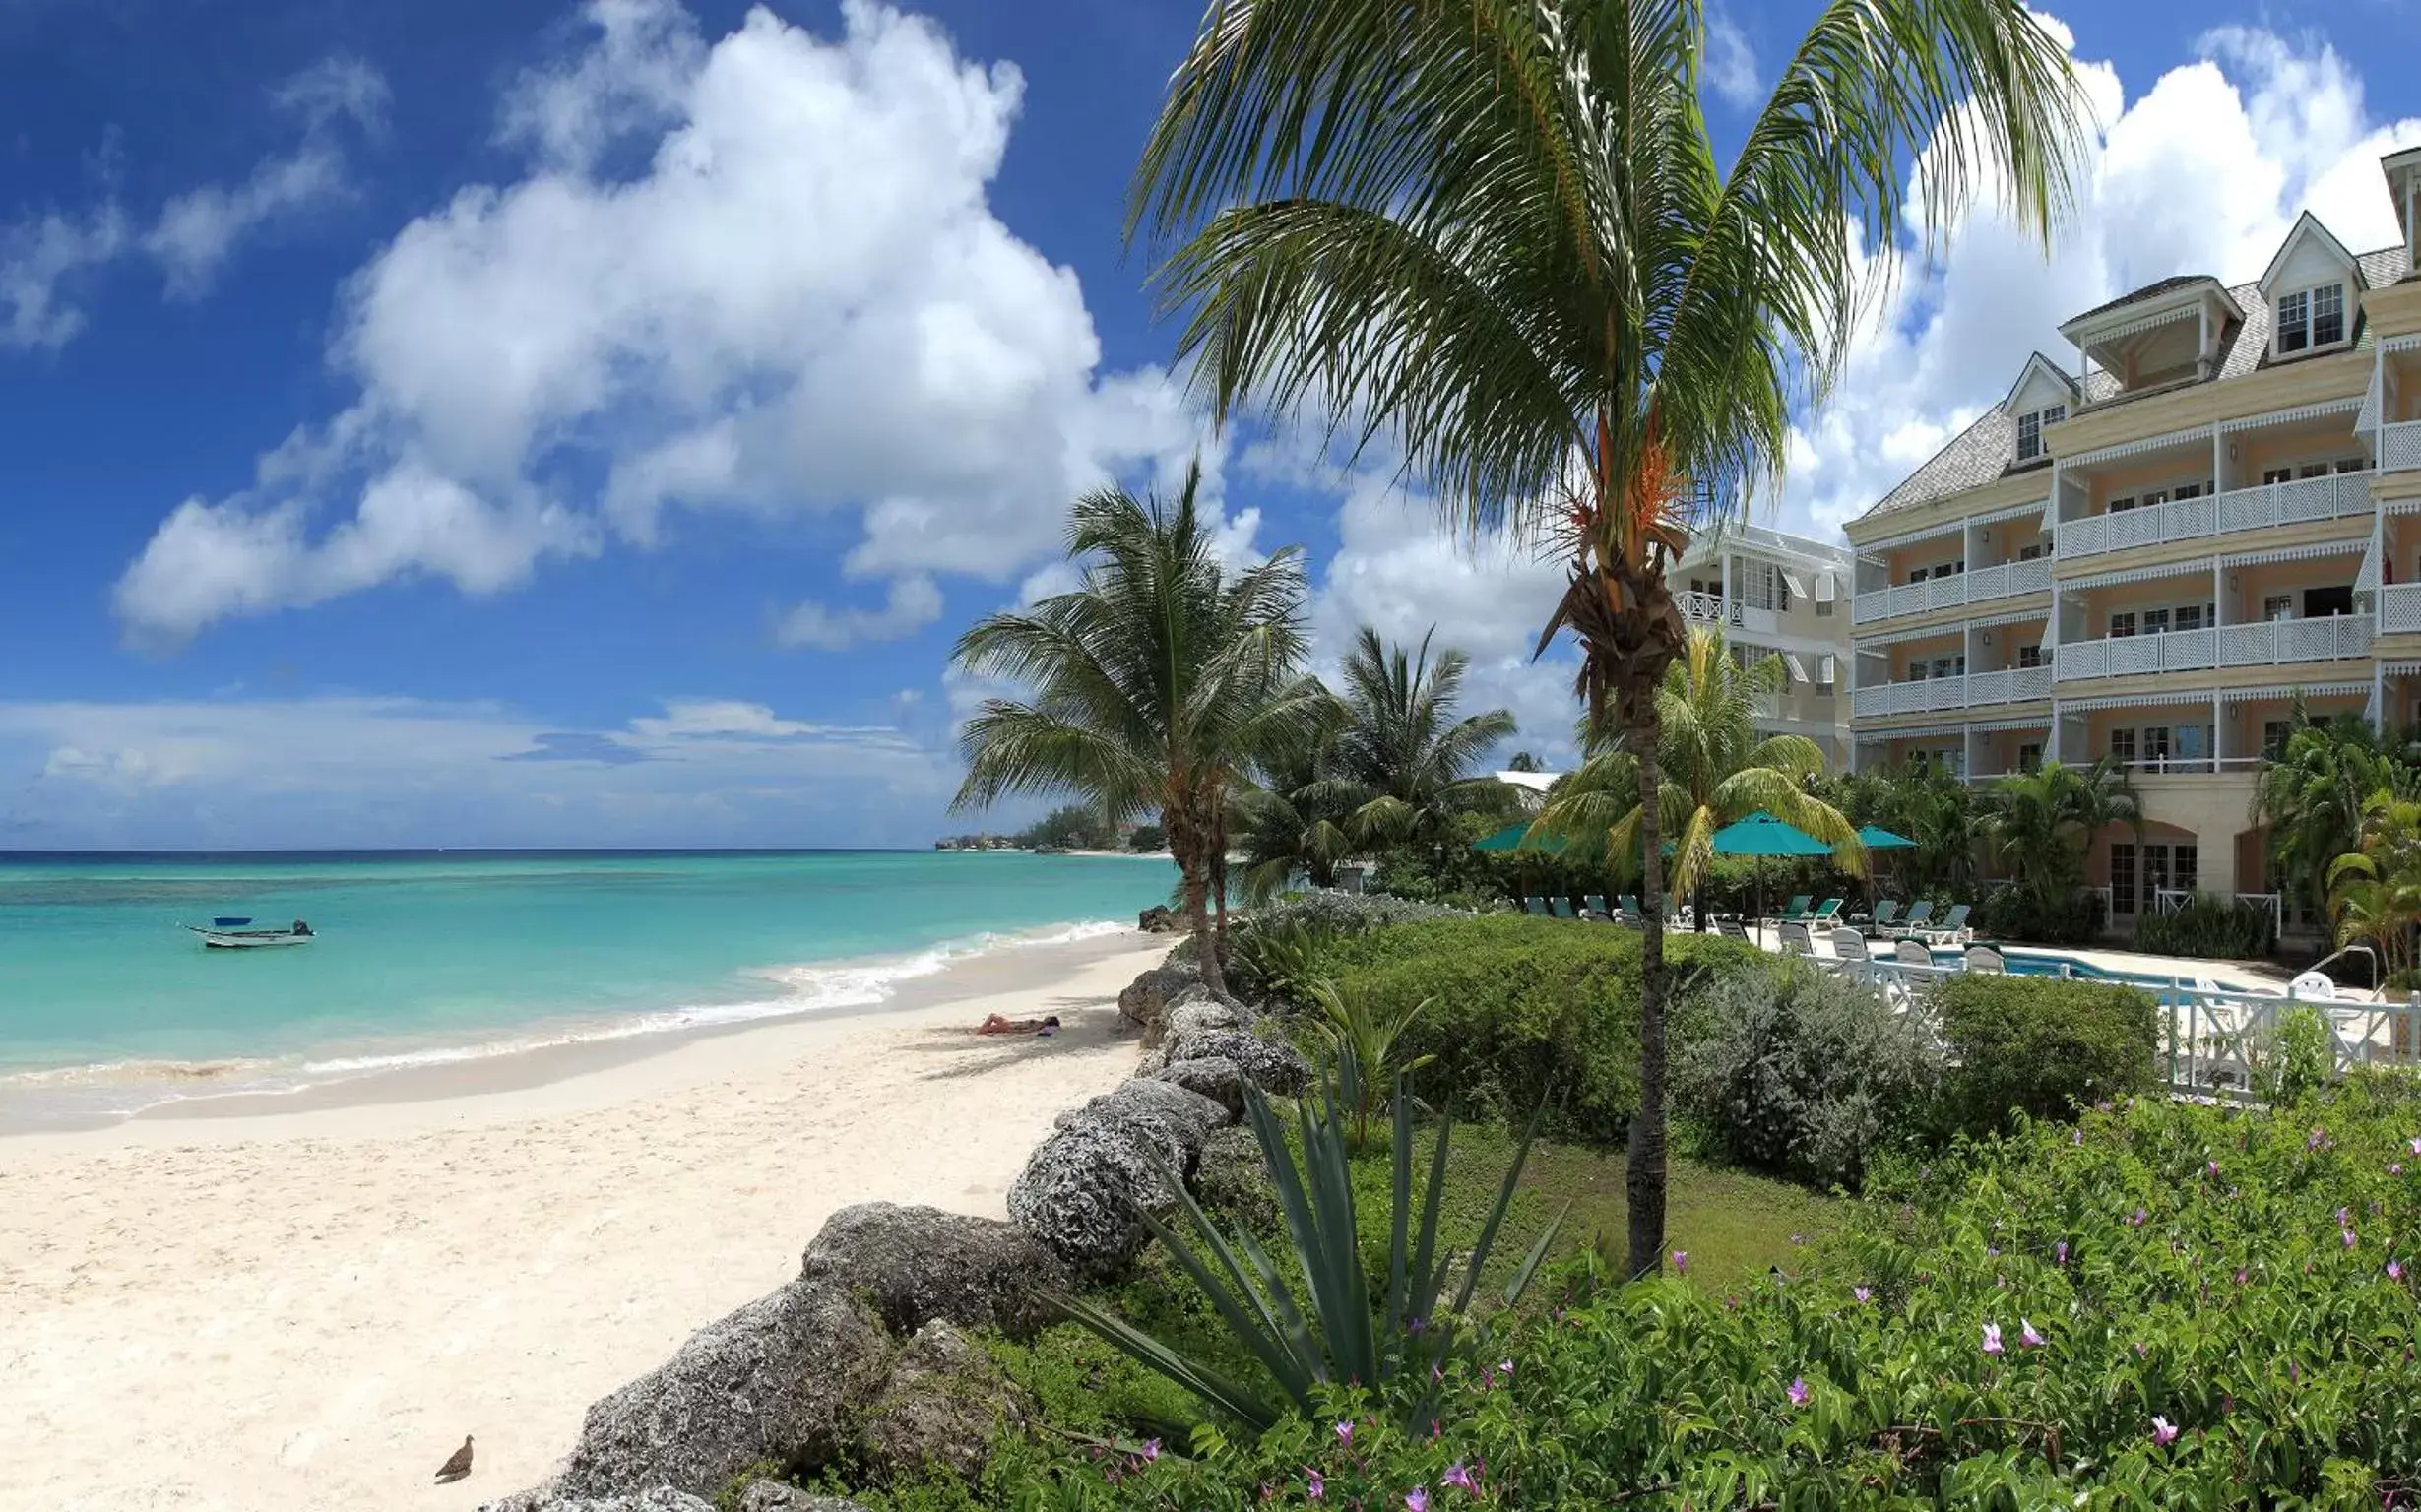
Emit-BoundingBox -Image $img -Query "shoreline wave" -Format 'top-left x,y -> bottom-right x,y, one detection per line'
0,917 -> 1135,1125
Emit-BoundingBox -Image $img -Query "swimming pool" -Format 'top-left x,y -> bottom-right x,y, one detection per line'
1959,950 -> 2211,991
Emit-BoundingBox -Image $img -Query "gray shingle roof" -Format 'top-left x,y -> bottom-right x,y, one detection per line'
1855,244 -> 2413,525
2066,274 -> 2225,326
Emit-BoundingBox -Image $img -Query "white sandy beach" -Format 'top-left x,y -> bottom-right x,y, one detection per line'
0,932 -> 1167,1512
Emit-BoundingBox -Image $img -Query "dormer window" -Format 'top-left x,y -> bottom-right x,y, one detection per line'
2014,403 -> 2065,462
2276,282 -> 2347,356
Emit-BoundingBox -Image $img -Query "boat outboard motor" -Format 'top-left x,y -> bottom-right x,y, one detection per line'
292,918 -> 313,936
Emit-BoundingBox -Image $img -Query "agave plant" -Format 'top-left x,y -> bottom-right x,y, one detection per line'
1306,978 -> 1437,1149
1054,1055 -> 1565,1433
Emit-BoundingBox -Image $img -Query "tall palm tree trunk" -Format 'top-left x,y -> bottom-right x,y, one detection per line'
1171,807 -> 1229,997
1628,703 -> 1670,1279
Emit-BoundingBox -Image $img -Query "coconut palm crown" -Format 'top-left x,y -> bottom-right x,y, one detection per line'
1130,0 -> 2086,1274
950,465 -> 1330,993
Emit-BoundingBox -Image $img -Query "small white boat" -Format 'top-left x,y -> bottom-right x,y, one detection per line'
184,916 -> 316,950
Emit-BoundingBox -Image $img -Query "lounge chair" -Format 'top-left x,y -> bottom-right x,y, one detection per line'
1777,894 -> 1814,922
1778,921 -> 1815,957
1583,893 -> 1611,920
1617,894 -> 1647,926
1550,896 -> 1579,920
1829,927 -> 1870,963
1964,944 -> 2007,974
1808,898 -> 1844,926
1887,900 -> 1935,939
1922,902 -> 1973,945
1717,918 -> 1754,946
1870,899 -> 1902,933
1523,896 -> 1553,917
1894,938 -> 1936,968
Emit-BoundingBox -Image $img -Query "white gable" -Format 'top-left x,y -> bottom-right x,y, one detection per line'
2261,213 -> 2358,297
2003,352 -> 2077,414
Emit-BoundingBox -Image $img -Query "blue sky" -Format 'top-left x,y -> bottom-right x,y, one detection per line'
2,0 -> 2418,848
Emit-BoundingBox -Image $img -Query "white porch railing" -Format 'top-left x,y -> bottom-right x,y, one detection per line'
2384,420 -> 2421,474
2056,474 -> 2370,560
2382,581 -> 2421,635
1676,591 -> 1780,637
2053,617 -> 2372,681
1850,556 -> 2051,625
1849,664 -> 2054,718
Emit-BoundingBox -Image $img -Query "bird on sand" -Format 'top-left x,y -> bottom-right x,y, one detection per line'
434,1436 -> 475,1483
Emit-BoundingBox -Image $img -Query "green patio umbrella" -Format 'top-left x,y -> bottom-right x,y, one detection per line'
1471,821 -> 1566,854
1709,810 -> 1835,928
1856,824 -> 1917,850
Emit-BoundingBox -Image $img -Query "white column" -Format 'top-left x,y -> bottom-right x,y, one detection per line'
2212,554 -> 2224,626
2048,699 -> 2063,763
2375,661 -> 2388,734
2211,691 -> 2222,775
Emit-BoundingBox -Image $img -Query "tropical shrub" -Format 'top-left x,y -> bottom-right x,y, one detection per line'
1020,1077 -> 2421,1507
1295,915 -> 1766,1143
1976,882 -> 2106,945
2132,892 -> 2275,960
1677,959 -> 1942,1187
1929,975 -> 2158,1137
1305,979 -> 1436,1148
1243,891 -> 1468,940
2252,1003 -> 2336,1107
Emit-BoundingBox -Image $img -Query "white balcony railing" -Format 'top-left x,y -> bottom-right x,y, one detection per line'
2052,617 -> 2373,681
2384,421 -> 2421,474
1848,664 -> 2054,719
1676,591 -> 1781,637
2056,474 -> 2370,561
1849,555 -> 2051,625
2381,582 -> 2421,635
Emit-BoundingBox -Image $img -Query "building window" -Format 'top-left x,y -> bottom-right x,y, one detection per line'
2338,457 -> 2371,473
2109,494 -> 2135,513
2263,594 -> 2295,622
2143,725 -> 2173,767
2263,467 -> 2294,485
2017,742 -> 2043,772
2299,462 -> 2332,479
2142,607 -> 2171,636
2313,283 -> 2345,346
2263,720 -> 2292,758
2017,410 -> 2042,461
2017,543 -> 2043,561
2111,842 -> 2138,916
2016,644 -> 2043,668
2109,611 -> 2136,638
2176,844 -> 2199,894
1816,653 -> 1837,686
2277,288 -> 2310,353
2110,727 -> 2136,764
2143,844 -> 2174,912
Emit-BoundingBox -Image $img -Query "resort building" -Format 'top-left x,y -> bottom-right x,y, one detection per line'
1672,524 -> 1857,767
1842,148 -> 2421,936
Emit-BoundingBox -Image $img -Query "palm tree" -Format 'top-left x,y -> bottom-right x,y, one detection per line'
1326,627 -> 1520,850
1536,627 -> 1861,924
1130,0 -> 2085,1275
1229,740 -> 1356,903
1828,758 -> 1979,900
951,466 -> 1330,994
2327,791 -> 2421,979
2254,711 -> 2417,916
1980,758 -> 2141,912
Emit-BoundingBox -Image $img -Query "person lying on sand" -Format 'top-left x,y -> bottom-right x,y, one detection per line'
976,1013 -> 1062,1037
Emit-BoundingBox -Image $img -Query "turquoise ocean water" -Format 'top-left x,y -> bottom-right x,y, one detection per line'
0,850 -> 1173,1120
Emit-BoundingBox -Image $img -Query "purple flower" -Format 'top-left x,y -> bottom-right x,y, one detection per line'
2344,1228 -> 2360,1250
2309,1127 -> 2331,1151
1497,1358 -> 1514,1379
2130,1207 -> 2148,1228
1853,1286 -> 1873,1303
2134,1341 -> 2148,1358
1406,1487 -> 1430,1512
2391,1260 -> 2406,1282
2392,1164 -> 2405,1176
1672,1250 -> 1688,1276
2235,1268 -> 2249,1286
1787,1377 -> 1810,1407
1140,1439 -> 1161,1463
2339,1207 -> 2354,1227
1306,1469 -> 1325,1501
2408,1136 -> 2421,1156
1335,1420 -> 1353,1446
2151,1416 -> 2180,1447
2071,1129 -> 2083,1146
2020,1319 -> 2045,1349
1442,1463 -> 1479,1494
1982,1322 -> 2005,1356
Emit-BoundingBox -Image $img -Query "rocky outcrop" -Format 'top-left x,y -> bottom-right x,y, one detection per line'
1158,1028 -> 1312,1096
544,1278 -> 888,1502
1115,959 -> 1200,1036
1008,1079 -> 1229,1273
1137,905 -> 1179,932
738,1483 -> 872,1511
1191,1123 -> 1279,1231
1151,1055 -> 1246,1119
799,1202 -> 1069,1339
855,1320 -> 1037,1485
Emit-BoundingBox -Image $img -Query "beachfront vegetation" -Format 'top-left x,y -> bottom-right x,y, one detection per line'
2132,890 -> 2277,961
1980,758 -> 2142,922
1534,626 -> 1863,927
1929,974 -> 2159,1139
950,467 -> 1329,994
1128,0 -> 2087,1279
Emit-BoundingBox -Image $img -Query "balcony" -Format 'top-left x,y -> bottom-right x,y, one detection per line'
2382,582 -> 2421,634
2051,617 -> 2373,682
2386,420 -> 2421,474
1676,589 -> 1779,637
1850,556 -> 2051,626
1849,665 -> 2054,719
2055,474 -> 2370,561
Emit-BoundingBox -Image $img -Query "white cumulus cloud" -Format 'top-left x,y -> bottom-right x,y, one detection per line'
776,575 -> 945,650
113,0 -> 1209,643
1774,18 -> 2421,538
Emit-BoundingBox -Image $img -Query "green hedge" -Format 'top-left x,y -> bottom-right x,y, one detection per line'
1294,914 -> 1766,1144
1930,974 -> 2158,1137
2131,892 -> 2276,960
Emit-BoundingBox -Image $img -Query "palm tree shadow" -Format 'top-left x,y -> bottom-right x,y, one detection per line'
903,998 -> 1127,1080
